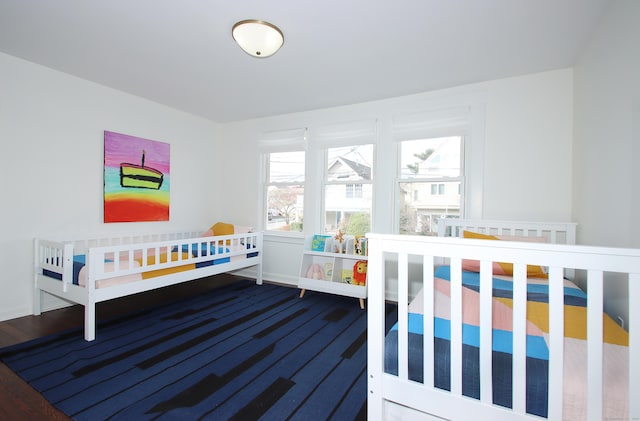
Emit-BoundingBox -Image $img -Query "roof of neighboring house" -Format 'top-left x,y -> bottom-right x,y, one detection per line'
328,157 -> 372,180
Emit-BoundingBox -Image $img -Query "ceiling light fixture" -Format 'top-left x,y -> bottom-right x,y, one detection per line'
232,19 -> 284,58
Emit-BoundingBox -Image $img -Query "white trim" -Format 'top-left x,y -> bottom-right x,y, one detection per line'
258,127 -> 307,152
313,119 -> 378,147
392,106 -> 471,141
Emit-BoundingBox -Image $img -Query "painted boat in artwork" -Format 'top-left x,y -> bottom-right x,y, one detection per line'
120,163 -> 164,189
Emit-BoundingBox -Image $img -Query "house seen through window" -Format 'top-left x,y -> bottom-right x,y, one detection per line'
399,136 -> 462,235
324,145 -> 373,237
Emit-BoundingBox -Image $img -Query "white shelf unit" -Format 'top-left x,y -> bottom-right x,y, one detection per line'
298,235 -> 367,309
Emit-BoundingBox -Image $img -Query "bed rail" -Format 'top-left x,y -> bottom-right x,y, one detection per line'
34,231 -> 263,340
438,218 -> 577,245
366,233 -> 639,420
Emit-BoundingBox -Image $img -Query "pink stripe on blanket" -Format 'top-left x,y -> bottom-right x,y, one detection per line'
434,277 -> 544,337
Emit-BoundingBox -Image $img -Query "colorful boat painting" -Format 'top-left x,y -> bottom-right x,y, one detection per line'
120,150 -> 164,189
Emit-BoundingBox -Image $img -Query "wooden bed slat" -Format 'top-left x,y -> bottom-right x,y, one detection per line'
586,270 -> 604,421
512,263 -> 527,414
398,252 -> 409,381
450,257 -> 463,396
630,273 -> 640,420
479,260 -> 493,405
423,255 -> 435,388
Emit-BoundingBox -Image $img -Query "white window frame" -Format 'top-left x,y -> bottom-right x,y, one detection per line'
259,128 -> 307,235
398,136 -> 465,235
392,106 -> 476,234
315,120 -> 377,236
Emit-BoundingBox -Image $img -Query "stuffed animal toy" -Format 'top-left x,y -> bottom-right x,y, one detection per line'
353,260 -> 367,286
306,263 -> 325,280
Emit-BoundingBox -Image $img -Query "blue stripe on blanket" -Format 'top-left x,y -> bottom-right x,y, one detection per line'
42,256 -> 87,285
391,313 -> 548,360
384,330 -> 549,417
434,265 -> 587,306
44,252 -> 232,285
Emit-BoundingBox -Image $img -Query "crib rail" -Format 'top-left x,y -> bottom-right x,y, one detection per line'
438,218 -> 577,245
366,234 -> 640,421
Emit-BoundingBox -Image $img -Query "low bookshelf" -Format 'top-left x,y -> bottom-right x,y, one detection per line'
298,234 -> 367,309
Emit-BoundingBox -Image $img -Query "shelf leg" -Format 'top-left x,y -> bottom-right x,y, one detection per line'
359,298 -> 365,309
299,289 -> 306,298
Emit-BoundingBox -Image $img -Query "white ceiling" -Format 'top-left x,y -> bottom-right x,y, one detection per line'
0,0 -> 612,123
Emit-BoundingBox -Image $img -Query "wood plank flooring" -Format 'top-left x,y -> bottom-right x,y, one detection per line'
0,274 -> 243,420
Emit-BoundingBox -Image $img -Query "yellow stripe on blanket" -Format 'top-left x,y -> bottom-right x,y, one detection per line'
136,252 -> 196,280
495,298 -> 628,346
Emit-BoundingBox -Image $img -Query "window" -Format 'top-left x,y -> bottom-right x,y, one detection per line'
324,145 -> 374,237
399,136 -> 463,235
430,183 -> 445,195
266,151 -> 305,232
346,183 -> 363,199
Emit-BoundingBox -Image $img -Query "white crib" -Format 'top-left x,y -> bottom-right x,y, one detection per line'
367,220 -> 639,420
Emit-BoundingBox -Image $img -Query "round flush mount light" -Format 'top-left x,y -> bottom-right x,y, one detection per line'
232,19 -> 284,58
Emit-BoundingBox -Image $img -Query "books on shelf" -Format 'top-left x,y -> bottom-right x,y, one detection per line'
310,233 -> 368,256
324,262 -> 333,278
311,235 -> 332,252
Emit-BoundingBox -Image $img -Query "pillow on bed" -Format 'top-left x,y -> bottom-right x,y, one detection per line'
462,230 -> 548,278
233,225 -> 254,234
201,222 -> 234,237
212,222 -> 235,236
201,223 -> 252,238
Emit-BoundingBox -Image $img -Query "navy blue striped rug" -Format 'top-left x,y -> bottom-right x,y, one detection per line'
0,281 -> 367,420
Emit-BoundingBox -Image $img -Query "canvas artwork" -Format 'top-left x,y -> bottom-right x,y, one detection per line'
104,131 -> 170,222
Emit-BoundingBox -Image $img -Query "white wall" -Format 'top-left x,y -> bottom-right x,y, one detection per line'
483,70 -> 573,221
0,52 -> 220,320
0,52 -> 578,321
573,0 -> 640,248
572,0 -> 640,325
220,69 -> 574,285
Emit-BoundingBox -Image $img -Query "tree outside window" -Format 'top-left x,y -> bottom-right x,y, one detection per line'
267,151 -> 305,232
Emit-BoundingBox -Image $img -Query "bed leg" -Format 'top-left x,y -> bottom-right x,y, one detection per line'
33,239 -> 41,316
85,305 -> 96,341
33,288 -> 42,316
256,263 -> 263,285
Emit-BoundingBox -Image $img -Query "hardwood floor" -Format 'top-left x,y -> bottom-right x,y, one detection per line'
0,274 -> 243,420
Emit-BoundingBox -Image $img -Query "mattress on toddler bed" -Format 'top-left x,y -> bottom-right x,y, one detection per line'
384,266 -> 629,419
43,242 -> 258,289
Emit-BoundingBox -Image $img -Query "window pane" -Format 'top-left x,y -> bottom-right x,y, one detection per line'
325,144 -> 373,236
400,137 -> 460,179
327,145 -> 373,182
324,184 -> 372,236
324,210 -> 371,237
399,181 -> 460,235
269,151 -> 305,183
267,185 -> 304,232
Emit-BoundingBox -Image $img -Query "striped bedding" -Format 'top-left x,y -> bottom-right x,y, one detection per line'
384,266 -> 629,419
42,244 -> 240,288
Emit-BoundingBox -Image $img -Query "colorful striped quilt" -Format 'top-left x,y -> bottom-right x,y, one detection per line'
385,266 -> 629,419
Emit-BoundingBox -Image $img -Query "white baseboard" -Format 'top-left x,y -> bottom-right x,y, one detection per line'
231,268 -> 298,287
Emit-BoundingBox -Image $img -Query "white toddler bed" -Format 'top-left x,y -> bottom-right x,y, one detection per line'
367,219 -> 639,420
34,230 -> 263,341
